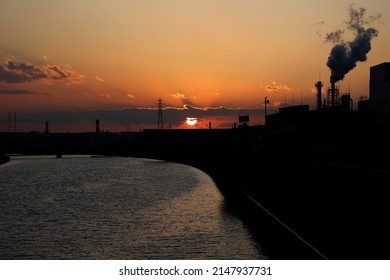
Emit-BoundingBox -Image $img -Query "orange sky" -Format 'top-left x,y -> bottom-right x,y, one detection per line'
1,0 -> 389,131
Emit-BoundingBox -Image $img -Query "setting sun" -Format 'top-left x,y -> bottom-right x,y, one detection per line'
186,117 -> 198,126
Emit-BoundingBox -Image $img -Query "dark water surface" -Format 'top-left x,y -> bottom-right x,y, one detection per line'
0,155 -> 266,259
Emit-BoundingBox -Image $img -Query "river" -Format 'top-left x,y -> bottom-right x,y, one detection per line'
0,155 -> 267,259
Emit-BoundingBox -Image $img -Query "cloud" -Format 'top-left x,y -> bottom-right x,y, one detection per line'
0,58 -> 41,83
182,104 -> 207,111
46,64 -> 86,84
273,101 -> 282,108
264,81 -> 291,93
97,92 -> 112,98
127,94 -> 136,99
171,92 -> 186,99
95,75 -> 105,82
0,88 -> 51,95
0,56 -> 86,84
0,89 -> 38,95
169,92 -> 197,108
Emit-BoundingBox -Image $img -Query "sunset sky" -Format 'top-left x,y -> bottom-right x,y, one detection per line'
0,0 -> 389,132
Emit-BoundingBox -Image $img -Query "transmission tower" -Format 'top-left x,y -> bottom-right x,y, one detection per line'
157,97 -> 163,129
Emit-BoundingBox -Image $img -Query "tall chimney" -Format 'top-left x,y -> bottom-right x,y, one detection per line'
96,119 -> 100,133
331,82 -> 336,107
45,121 -> 49,134
315,81 -> 323,110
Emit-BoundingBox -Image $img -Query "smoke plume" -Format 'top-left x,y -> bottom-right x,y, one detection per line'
325,6 -> 380,84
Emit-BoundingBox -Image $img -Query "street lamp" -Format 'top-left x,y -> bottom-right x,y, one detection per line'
264,96 -> 269,125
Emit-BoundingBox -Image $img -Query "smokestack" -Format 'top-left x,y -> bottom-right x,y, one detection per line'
315,81 -> 323,110
331,82 -> 336,108
96,119 -> 100,133
45,121 -> 49,134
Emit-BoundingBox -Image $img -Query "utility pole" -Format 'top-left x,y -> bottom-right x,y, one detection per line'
157,97 -> 163,129
264,96 -> 269,125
